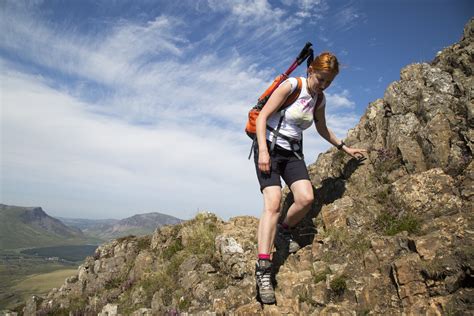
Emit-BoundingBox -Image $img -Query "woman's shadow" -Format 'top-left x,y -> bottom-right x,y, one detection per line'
271,157 -> 365,286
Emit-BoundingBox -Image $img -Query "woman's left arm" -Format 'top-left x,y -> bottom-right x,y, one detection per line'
314,105 -> 366,159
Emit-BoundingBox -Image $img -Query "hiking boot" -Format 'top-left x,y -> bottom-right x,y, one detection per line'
275,224 -> 300,254
255,259 -> 275,304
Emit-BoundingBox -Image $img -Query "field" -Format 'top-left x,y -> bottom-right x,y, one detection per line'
12,268 -> 78,298
21,245 -> 97,262
0,246 -> 94,310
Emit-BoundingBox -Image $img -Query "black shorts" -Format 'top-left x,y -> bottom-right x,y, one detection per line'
254,142 -> 310,192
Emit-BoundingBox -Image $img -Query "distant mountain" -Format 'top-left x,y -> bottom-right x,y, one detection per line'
60,212 -> 183,241
57,217 -> 119,231
0,204 -> 90,249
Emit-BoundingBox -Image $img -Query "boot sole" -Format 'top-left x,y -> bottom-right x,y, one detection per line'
259,293 -> 276,304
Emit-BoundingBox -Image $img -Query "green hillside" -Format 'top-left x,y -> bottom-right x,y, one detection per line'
0,204 -> 96,249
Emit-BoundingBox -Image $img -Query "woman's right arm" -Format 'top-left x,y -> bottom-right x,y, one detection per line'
255,81 -> 292,173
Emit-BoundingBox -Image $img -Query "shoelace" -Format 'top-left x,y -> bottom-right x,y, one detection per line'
256,269 -> 272,289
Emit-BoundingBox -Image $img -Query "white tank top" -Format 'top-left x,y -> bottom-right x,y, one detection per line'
266,77 -> 326,150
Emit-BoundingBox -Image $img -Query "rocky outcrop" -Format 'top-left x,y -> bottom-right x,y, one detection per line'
19,19 -> 473,315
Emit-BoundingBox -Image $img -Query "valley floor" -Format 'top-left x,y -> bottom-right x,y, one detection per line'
0,250 -> 80,310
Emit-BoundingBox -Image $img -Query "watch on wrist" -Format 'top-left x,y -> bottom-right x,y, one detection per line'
336,141 -> 345,150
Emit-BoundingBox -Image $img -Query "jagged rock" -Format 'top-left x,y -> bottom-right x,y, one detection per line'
150,224 -> 176,250
460,161 -> 474,201
98,303 -> 118,316
233,301 -> 262,314
321,196 -> 353,229
413,234 -> 446,261
318,303 -> 355,316
193,279 -> 214,302
390,168 -> 463,217
391,253 -> 428,307
65,275 -> 78,284
130,250 -> 154,281
132,308 -> 153,316
329,263 -> 347,275
362,250 -> 380,272
151,291 -> 166,314
131,286 -> 148,306
215,235 -> 246,279
199,263 -> 216,274
23,295 -> 43,316
181,270 -> 200,290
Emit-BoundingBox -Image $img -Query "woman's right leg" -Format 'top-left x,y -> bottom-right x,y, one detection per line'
256,185 -> 281,304
257,185 -> 282,255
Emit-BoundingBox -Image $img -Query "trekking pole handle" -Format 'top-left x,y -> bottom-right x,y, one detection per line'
296,42 -> 313,65
284,42 -> 313,76
258,42 -> 314,104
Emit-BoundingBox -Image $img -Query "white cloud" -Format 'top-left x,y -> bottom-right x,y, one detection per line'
99,16 -> 187,60
0,6 -> 272,129
325,113 -> 360,138
203,0 -> 330,45
319,35 -> 330,43
296,0 -> 329,19
339,49 -> 349,56
0,8 -> 186,89
206,0 -> 283,24
332,4 -> 365,32
326,90 -> 355,109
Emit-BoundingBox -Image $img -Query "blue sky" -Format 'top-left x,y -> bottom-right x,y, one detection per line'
1,0 -> 471,220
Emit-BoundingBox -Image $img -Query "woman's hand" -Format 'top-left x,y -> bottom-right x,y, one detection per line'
343,146 -> 367,160
258,150 -> 271,173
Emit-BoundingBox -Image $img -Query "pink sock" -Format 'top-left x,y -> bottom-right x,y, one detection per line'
258,253 -> 271,260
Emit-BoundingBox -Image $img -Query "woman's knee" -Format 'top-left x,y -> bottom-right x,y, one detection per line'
294,190 -> 314,208
291,180 -> 314,207
262,186 -> 282,213
264,201 -> 281,214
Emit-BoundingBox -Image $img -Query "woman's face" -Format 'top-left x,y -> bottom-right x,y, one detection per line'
308,71 -> 336,96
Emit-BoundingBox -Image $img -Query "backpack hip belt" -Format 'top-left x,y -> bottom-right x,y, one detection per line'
266,124 -> 303,160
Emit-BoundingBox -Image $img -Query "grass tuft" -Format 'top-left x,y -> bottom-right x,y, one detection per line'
136,236 -> 151,252
313,267 -> 331,284
376,211 -> 421,236
330,274 -> 347,296
162,239 -> 184,260
371,148 -> 402,184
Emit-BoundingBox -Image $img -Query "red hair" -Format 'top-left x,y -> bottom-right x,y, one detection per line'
309,52 -> 339,76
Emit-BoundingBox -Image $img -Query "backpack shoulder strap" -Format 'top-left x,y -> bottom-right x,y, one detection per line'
281,77 -> 302,110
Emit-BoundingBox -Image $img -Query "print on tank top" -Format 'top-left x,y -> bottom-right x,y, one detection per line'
285,97 -> 316,130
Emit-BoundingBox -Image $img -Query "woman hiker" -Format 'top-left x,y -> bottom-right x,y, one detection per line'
253,52 -> 366,304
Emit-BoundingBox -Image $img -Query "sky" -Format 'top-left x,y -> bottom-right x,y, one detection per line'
1,0 -> 472,221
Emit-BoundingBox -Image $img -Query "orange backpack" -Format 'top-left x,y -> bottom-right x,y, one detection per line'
245,77 -> 303,139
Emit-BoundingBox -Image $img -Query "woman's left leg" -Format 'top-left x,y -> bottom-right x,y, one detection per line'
283,179 -> 314,227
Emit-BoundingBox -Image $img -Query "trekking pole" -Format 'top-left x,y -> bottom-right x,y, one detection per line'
255,42 -> 313,108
